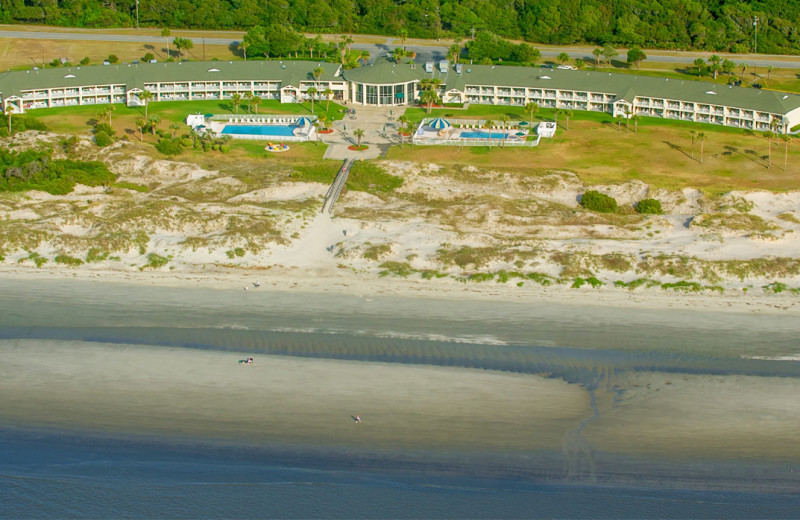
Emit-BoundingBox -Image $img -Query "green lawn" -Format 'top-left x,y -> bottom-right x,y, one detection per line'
28,99 -> 346,135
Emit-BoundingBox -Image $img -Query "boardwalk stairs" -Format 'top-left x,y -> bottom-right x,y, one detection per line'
322,158 -> 354,213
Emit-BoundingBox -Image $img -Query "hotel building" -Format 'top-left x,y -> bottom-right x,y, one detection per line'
1,57 -> 799,133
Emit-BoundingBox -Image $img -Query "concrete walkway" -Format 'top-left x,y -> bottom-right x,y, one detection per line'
321,105 -> 407,160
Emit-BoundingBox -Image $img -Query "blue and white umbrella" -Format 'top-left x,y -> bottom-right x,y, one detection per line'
295,117 -> 313,126
428,117 -> 451,130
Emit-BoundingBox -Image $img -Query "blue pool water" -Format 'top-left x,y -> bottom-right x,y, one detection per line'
222,125 -> 297,136
460,131 -> 510,139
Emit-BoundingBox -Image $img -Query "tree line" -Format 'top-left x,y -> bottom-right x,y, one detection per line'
1,0 -> 799,54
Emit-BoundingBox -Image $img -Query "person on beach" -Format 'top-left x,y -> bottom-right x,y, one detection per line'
253,281 -> 261,288
354,414 -> 361,423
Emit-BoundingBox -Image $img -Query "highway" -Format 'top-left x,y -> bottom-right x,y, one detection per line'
2,29 -> 800,69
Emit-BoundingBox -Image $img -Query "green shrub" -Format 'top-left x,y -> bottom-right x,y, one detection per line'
636,198 -> 663,215
580,190 -> 617,213
467,272 -> 495,282
180,138 -> 193,148
763,282 -> 788,294
107,54 -> 119,64
571,277 -> 586,288
143,253 -> 169,269
156,138 -> 185,155
86,248 -> 109,263
378,261 -> 414,277
94,131 -> 113,147
586,276 -> 603,288
219,144 -> 231,153
80,56 -> 90,65
94,123 -> 115,137
55,254 -> 84,267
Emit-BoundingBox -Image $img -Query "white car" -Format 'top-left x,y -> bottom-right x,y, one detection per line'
557,65 -> 577,70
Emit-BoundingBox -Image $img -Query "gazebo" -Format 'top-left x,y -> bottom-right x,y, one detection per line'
428,117 -> 451,130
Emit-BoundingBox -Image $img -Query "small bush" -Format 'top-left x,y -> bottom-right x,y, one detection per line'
581,190 -> 617,213
107,54 -> 119,64
378,261 -> 414,277
636,198 -> 663,215
94,131 -> 113,147
763,282 -> 788,294
586,276 -> 603,288
156,138 -> 185,155
55,254 -> 84,266
219,144 -> 231,153
142,52 -> 154,62
363,243 -> 392,261
86,248 -> 109,263
144,253 -> 169,269
571,277 -> 586,288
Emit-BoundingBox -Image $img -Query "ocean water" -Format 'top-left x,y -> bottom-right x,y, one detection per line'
1,278 -> 799,518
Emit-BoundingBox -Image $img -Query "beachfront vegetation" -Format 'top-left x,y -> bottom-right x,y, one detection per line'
636,198 -> 663,215
0,149 -> 115,194
580,190 -> 618,213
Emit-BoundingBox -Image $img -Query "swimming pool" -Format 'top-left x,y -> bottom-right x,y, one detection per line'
459,131 -> 510,139
222,125 -> 297,136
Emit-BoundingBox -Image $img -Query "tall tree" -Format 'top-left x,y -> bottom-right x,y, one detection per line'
135,118 -> 145,141
307,86 -> 318,113
690,130 -> 696,160
252,95 -> 261,114
709,55 -> 721,79
626,46 -> 646,68
139,89 -> 153,119
592,48 -> 602,67
601,44 -> 617,66
781,134 -> 791,170
525,101 -> 539,125
239,40 -> 248,61
499,115 -> 510,147
231,93 -> 242,114
323,88 -> 333,111
564,109 -> 573,130
399,28 -> 408,50
557,52 -> 570,65
449,43 -> 461,64
698,132 -> 706,164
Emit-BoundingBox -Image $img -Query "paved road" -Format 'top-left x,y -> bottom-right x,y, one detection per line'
2,29 -> 800,69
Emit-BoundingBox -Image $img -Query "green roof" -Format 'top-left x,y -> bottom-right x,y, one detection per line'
0,60 -> 341,98
2,57 -> 799,116
349,58 -> 800,115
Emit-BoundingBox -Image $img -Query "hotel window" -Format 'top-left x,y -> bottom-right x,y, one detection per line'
394,84 -> 404,104
366,85 -> 378,104
380,85 -> 393,105
355,83 -> 363,103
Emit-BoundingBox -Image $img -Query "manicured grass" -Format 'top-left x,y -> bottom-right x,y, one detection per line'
386,114 -> 800,195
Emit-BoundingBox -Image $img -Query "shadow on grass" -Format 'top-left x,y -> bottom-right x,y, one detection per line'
664,140 -> 691,159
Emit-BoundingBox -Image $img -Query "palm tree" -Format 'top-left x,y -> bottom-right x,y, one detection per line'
399,28 -> 408,50
740,63 -> 747,80
231,93 -> 242,114
420,89 -> 439,114
592,48 -> 602,68
307,86 -> 318,113
135,118 -> 146,141
391,47 -> 405,63
323,87 -> 333,111
147,115 -> 161,136
359,50 -> 370,65
244,92 -> 253,113
767,65 -> 773,80
765,130 -> 775,169
558,52 -> 570,65
563,109 -> 573,130
782,134 -> 791,170
499,115 -> 510,147
698,132 -> 706,164
709,54 -> 721,79
525,102 -> 539,125
139,89 -> 153,118
575,58 -> 585,70
631,114 -> 640,133
353,128 -> 365,147
690,130 -> 697,160
104,104 -> 116,127
252,95 -> 261,114
553,108 -> 560,129
313,66 -> 324,85
239,40 -> 248,61
449,43 -> 460,64
161,28 -> 171,59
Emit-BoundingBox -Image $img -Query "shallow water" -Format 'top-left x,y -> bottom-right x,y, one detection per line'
1,278 -> 799,517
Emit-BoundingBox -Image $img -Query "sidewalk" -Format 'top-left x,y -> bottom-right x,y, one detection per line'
321,105 -> 406,160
